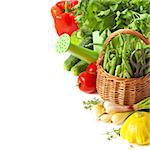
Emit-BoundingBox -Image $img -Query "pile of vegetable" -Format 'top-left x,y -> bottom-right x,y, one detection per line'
51,0 -> 150,146
103,34 -> 150,78
83,97 -> 150,145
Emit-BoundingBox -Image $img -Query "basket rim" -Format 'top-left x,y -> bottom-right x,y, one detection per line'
97,65 -> 150,81
96,29 -> 150,79
97,29 -> 150,65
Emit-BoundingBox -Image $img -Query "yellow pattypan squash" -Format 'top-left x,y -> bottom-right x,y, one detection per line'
120,111 -> 150,145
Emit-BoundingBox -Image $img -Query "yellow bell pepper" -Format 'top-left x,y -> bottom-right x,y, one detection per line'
120,111 -> 150,145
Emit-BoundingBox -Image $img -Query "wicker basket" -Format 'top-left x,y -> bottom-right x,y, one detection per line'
96,29 -> 150,105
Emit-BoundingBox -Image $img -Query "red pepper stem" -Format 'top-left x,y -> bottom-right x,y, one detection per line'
65,1 -> 69,13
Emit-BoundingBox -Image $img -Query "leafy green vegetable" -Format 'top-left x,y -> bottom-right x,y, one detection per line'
92,29 -> 107,53
75,0 -> 150,37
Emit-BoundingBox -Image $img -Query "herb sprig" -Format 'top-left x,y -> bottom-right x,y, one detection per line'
104,128 -> 120,141
83,97 -> 101,110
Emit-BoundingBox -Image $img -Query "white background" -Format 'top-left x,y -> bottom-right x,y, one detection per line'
0,0 -> 149,149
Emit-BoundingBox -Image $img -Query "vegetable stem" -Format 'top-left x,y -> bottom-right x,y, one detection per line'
69,44 -> 98,64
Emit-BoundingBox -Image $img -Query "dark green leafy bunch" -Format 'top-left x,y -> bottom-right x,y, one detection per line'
75,0 -> 150,37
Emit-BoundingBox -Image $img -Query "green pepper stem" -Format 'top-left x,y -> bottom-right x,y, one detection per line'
65,1 -> 69,13
69,44 -> 99,64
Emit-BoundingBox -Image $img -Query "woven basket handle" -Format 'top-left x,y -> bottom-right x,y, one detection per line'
97,29 -> 150,65
104,29 -> 150,46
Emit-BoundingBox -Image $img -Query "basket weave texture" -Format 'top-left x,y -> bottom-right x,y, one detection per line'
96,29 -> 150,105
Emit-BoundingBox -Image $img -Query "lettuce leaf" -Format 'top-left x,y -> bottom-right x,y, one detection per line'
75,0 -> 150,37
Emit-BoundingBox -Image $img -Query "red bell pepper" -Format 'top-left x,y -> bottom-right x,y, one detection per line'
51,0 -> 78,36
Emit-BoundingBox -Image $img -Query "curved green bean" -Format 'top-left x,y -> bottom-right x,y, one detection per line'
122,42 -> 133,77
103,46 -> 109,70
115,65 -> 121,77
109,57 -> 117,75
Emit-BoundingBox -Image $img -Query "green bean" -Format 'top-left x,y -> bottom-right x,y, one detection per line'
99,30 -> 107,45
122,42 -> 133,77
119,64 -> 124,78
145,53 -> 150,59
110,53 -> 115,59
122,42 -> 128,60
134,41 -> 144,65
122,59 -> 133,76
130,37 -> 137,50
116,57 -> 121,65
109,41 -> 114,49
107,28 -> 111,36
115,47 -> 120,65
106,62 -> 110,72
136,40 -> 143,50
144,67 -> 150,75
120,63 -> 125,78
123,70 -> 131,78
109,57 -> 117,75
103,46 -> 109,70
115,65 -> 121,77
119,72 -> 123,78
117,35 -> 124,56
112,36 -> 121,49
